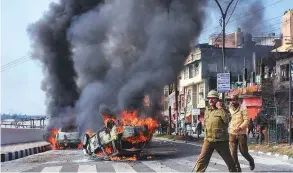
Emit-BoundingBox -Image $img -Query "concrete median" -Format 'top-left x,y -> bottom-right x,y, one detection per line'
1,128 -> 46,145
1,143 -> 52,162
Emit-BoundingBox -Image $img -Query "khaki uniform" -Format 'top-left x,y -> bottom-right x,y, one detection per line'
195,107 -> 237,172
229,104 -> 254,171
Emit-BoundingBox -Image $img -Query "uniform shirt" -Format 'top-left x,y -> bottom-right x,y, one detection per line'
228,104 -> 249,135
204,107 -> 229,142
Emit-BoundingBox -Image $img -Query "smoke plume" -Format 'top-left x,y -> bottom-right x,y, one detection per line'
28,0 -> 207,133
27,0 -> 105,130
238,0 -> 265,34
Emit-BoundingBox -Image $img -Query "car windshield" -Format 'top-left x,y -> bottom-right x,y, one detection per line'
61,125 -> 78,132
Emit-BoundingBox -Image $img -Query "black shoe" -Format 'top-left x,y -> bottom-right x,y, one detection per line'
250,161 -> 255,170
236,167 -> 242,172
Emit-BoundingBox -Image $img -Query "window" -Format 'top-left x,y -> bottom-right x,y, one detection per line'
164,90 -> 169,97
189,65 -> 193,78
280,64 -> 289,81
188,63 -> 199,79
184,67 -> 189,79
199,85 -> 204,101
61,125 -> 78,132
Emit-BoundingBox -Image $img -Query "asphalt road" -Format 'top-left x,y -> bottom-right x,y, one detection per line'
1,138 -> 293,172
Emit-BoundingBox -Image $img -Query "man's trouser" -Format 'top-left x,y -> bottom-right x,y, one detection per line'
229,134 -> 254,171
195,140 -> 237,172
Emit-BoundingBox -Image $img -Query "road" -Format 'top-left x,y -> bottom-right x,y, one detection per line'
1,138 -> 293,172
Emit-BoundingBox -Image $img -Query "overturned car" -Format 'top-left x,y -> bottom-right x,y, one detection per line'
82,110 -> 157,159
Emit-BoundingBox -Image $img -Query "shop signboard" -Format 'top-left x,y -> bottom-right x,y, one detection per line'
192,108 -> 200,115
217,73 -> 231,93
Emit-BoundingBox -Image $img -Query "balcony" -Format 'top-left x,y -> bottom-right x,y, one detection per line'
180,75 -> 202,87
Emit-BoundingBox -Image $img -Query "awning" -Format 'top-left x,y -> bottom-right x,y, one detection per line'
271,44 -> 293,52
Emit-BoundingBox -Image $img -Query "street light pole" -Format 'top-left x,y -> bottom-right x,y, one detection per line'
289,60 -> 292,145
214,0 -> 235,73
214,0 -> 235,103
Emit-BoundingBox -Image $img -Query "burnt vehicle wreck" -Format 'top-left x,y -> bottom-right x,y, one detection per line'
82,111 -> 156,159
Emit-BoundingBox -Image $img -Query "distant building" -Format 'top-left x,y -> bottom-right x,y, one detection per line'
273,9 -> 293,52
209,27 -> 281,49
282,9 -> 293,45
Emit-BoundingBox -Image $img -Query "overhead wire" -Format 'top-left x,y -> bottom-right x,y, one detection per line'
199,0 -> 286,41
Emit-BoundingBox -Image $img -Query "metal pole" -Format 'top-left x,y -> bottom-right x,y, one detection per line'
289,60 -> 292,145
214,0 -> 235,104
174,78 -> 179,135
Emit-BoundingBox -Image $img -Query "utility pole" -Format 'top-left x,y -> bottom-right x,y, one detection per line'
214,0 -> 235,103
174,78 -> 179,135
168,84 -> 173,135
289,60 -> 292,145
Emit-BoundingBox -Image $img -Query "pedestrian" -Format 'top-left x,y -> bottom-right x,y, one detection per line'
255,109 -> 268,144
247,118 -> 255,137
195,117 -> 202,138
194,90 -> 237,172
228,95 -> 255,172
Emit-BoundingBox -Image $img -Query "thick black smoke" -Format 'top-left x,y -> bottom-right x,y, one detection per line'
68,0 -> 207,132
27,0 -> 105,131
28,0 -> 207,133
238,0 -> 265,34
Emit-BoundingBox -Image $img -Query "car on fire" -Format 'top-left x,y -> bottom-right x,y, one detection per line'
82,112 -> 155,159
56,125 -> 81,148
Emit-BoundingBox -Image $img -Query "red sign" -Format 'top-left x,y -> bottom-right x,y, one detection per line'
242,97 -> 262,107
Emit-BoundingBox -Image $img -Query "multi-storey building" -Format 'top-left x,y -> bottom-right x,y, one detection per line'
178,37 -> 274,129
282,9 -> 293,45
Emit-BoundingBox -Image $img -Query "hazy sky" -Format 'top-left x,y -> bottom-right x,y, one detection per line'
1,0 -> 291,115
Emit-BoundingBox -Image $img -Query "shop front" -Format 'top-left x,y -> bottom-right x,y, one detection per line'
242,97 -> 262,119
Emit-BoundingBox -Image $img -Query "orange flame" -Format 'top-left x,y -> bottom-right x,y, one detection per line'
48,128 -> 84,150
119,110 -> 158,144
95,109 -> 159,160
48,128 -> 59,149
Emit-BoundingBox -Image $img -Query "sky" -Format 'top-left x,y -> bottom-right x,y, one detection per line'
0,0 -> 292,115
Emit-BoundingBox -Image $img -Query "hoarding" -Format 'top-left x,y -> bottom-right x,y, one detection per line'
217,73 -> 231,93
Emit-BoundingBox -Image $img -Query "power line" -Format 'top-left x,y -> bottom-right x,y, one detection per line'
200,0 -> 286,35
199,12 -> 285,43
1,54 -> 32,72
2,0 -> 288,72
1,55 -> 30,68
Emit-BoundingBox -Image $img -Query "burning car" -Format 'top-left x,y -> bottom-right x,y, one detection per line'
82,110 -> 158,159
56,125 -> 81,148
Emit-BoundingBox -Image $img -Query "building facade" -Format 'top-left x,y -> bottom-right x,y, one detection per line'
282,9 -> 293,45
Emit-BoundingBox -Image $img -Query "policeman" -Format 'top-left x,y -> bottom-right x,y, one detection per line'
195,90 -> 237,172
228,95 -> 255,172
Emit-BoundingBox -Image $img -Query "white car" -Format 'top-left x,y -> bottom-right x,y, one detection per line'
82,119 -> 148,158
56,125 -> 81,148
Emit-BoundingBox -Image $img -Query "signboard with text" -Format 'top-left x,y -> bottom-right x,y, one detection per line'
217,73 -> 231,93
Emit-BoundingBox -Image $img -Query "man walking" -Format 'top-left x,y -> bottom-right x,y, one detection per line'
195,117 -> 202,138
228,95 -> 255,172
194,90 -> 236,172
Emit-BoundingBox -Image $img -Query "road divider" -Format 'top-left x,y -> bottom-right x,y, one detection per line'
1,144 -> 52,162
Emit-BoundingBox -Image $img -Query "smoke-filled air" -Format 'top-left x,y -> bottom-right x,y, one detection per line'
27,0 -> 207,133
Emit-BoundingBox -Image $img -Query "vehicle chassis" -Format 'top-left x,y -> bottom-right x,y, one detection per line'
83,124 -> 147,159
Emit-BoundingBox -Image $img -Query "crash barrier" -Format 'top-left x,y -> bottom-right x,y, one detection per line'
1,144 -> 52,162
0,128 -> 46,145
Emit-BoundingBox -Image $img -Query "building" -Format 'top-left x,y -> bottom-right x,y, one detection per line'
209,27 -> 244,48
209,28 -> 281,48
178,38 -> 274,129
282,9 -> 293,45
273,9 -> 293,52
